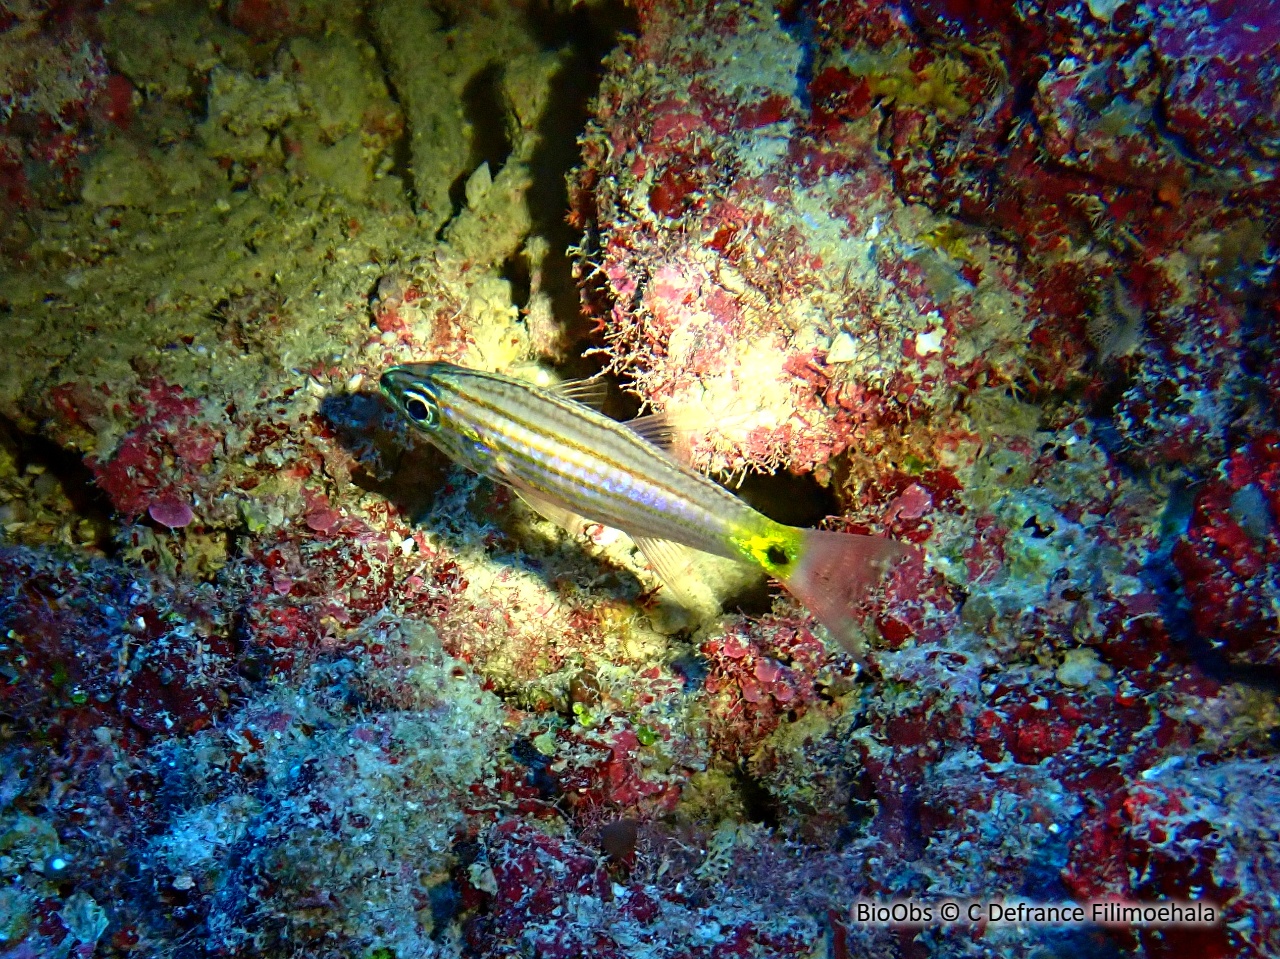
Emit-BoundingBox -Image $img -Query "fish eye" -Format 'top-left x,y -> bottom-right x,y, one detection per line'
403,391 -> 438,427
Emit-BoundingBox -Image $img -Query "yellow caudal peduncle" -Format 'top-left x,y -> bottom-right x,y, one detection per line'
732,521 -> 804,577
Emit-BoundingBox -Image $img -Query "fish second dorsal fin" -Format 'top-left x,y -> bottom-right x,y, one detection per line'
624,408 -> 758,468
550,376 -> 610,412
624,412 -> 681,453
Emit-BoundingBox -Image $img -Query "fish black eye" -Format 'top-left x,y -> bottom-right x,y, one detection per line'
766,544 -> 789,566
403,391 -> 437,426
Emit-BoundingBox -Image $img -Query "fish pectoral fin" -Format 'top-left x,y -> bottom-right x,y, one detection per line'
507,478 -> 591,539
631,535 -> 708,610
551,375 -> 609,412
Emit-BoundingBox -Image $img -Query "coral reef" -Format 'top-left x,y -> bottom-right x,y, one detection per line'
0,0 -> 1277,957
0,0 -> 113,231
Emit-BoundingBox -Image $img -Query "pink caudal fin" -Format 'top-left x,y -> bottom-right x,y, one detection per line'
775,528 -> 913,658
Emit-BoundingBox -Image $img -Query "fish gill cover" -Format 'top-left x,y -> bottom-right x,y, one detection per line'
0,0 -> 1277,957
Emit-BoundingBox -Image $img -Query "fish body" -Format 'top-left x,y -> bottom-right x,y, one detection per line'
380,362 -> 908,653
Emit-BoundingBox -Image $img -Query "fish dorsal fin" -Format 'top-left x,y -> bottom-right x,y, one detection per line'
624,412 -> 681,452
631,534 -> 706,610
625,408 -> 757,467
507,477 -> 591,539
551,375 -> 609,412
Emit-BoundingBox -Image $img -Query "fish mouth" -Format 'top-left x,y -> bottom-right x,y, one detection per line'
379,364 -> 430,401
378,367 -> 407,397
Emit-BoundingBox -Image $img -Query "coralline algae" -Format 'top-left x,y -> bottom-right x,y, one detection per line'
0,1 -> 1277,957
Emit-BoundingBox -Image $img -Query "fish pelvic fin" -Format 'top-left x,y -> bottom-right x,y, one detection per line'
506,476 -> 591,539
737,523 -> 912,659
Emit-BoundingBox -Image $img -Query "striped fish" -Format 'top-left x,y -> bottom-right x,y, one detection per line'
380,362 -> 910,655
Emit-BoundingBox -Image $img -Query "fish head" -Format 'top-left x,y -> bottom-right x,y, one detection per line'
380,362 -> 492,468
380,362 -> 449,432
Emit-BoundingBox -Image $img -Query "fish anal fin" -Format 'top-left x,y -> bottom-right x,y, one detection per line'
507,478 -> 591,539
631,534 -> 713,611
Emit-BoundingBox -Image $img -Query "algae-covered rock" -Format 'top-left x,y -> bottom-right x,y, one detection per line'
81,137 -> 217,209
153,619 -> 509,954
198,66 -> 301,165
101,0 -> 252,101
502,48 -> 574,159
279,34 -> 404,201
370,1 -> 462,232
284,35 -> 395,142
372,0 -> 541,232
443,161 -> 535,267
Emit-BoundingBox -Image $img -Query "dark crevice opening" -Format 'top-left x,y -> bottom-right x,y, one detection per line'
734,765 -> 781,829
357,7 -> 417,210
518,0 -> 639,356
501,250 -> 534,320
734,469 -> 841,529
450,63 -> 512,214
462,62 -> 512,173
0,417 -> 118,558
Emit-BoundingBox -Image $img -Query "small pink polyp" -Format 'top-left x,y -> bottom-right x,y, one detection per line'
148,494 -> 194,529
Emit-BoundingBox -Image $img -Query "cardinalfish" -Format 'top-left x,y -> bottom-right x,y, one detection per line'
380,362 -> 910,655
